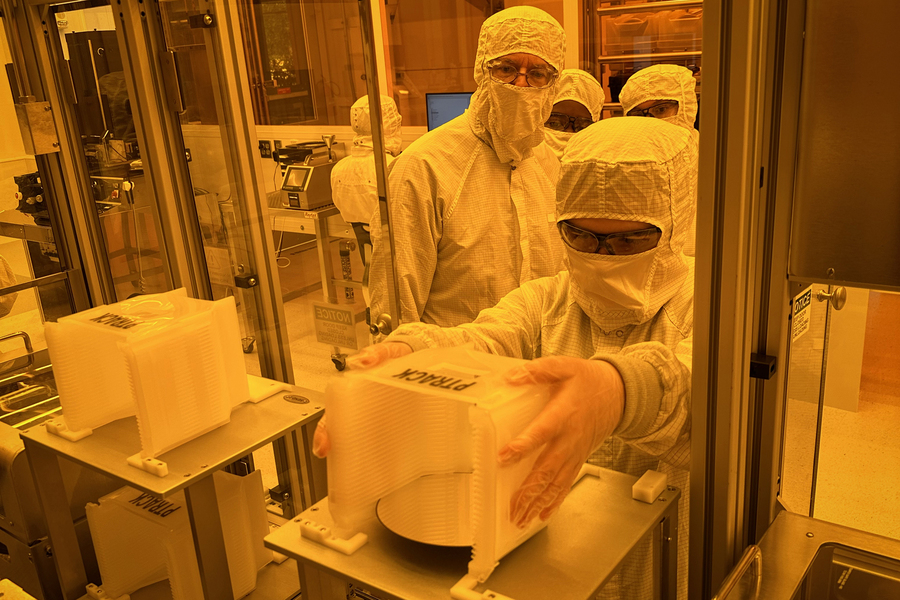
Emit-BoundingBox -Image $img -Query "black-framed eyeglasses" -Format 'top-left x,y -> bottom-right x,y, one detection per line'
486,59 -> 558,89
558,221 -> 662,255
545,112 -> 594,133
626,100 -> 679,118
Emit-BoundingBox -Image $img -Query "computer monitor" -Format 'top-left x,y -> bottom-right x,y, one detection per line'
425,92 -> 474,131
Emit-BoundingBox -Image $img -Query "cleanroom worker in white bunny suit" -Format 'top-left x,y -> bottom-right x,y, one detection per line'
331,94 -> 403,263
620,63 -> 699,257
319,117 -> 697,600
534,68 -> 605,184
368,6 -> 567,330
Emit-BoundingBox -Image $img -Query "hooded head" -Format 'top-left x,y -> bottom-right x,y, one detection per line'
556,117 -> 697,329
349,94 -> 403,156
619,64 -> 698,132
467,6 -> 565,164
543,69 -> 605,159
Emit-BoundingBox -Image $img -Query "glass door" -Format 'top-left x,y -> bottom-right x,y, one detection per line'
0,7 -> 94,430
152,0 -> 293,381
780,283 -> 900,541
48,3 -> 174,300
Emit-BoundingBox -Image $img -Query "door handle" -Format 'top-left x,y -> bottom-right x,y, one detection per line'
815,286 -> 847,311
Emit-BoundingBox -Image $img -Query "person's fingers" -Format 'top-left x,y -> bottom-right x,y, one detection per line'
312,417 -> 330,458
498,387 -> 577,466
345,345 -> 387,370
511,451 -> 583,527
519,479 -> 566,528
509,467 -> 553,526
538,490 -> 568,522
345,342 -> 411,370
498,422 -> 554,466
503,355 -> 579,386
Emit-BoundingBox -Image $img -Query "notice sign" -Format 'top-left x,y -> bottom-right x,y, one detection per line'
791,287 -> 812,343
312,302 -> 358,350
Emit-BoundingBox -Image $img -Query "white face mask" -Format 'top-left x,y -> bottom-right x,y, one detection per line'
566,247 -> 659,325
488,81 -> 550,144
543,128 -> 573,160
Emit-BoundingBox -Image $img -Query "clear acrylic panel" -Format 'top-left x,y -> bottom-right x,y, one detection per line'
781,283 -> 900,541
50,3 -> 173,300
780,282 -> 829,516
0,15 -> 75,359
157,0 -> 269,376
589,1 -> 702,114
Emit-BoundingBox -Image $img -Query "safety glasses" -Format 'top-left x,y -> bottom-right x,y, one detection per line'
486,59 -> 558,89
545,112 -> 594,132
558,221 -> 662,255
626,100 -> 679,118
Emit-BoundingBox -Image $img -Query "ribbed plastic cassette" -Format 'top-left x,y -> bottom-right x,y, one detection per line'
45,288 -> 249,457
325,347 -> 551,582
85,470 -> 271,599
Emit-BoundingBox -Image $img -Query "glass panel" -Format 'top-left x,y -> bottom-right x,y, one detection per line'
383,1 -> 564,127
781,285 -> 900,541
237,0 -> 366,126
158,0 -> 271,377
781,282 -> 828,516
789,0 -> 900,289
812,289 -> 900,540
50,3 -> 173,300
1,15 -> 75,359
384,1 -> 486,127
589,1 -> 702,116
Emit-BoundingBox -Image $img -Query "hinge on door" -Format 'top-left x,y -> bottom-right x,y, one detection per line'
749,354 -> 777,380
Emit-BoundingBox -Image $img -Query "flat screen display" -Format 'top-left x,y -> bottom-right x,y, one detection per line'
282,165 -> 312,191
425,92 -> 474,131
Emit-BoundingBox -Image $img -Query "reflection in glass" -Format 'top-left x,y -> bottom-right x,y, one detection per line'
781,283 -> 829,516
236,0 -> 365,125
385,1 -> 485,126
52,2 -> 172,300
589,2 -> 702,116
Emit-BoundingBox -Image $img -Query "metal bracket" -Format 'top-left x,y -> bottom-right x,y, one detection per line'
234,273 -> 259,289
15,97 -> 60,155
159,50 -> 185,114
189,12 -> 215,28
749,354 -> 777,380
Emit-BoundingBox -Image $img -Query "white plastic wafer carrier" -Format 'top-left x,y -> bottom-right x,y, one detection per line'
44,289 -> 251,473
314,347 -> 599,598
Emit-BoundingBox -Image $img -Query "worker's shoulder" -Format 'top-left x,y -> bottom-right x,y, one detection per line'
394,115 -> 480,166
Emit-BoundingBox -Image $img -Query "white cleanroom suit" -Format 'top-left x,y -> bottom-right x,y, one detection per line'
368,6 -> 567,330
620,64 -> 699,257
540,68 -> 605,162
385,117 -> 697,600
331,95 -> 402,227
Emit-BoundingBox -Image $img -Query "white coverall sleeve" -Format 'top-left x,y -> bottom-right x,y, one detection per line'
594,336 -> 691,470
370,156 -> 440,325
388,277 -> 551,360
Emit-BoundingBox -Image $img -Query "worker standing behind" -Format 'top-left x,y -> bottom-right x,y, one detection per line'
620,64 -> 699,256
331,95 -> 403,265
368,6 -> 566,331
534,68 -> 605,185
318,117 -> 696,600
